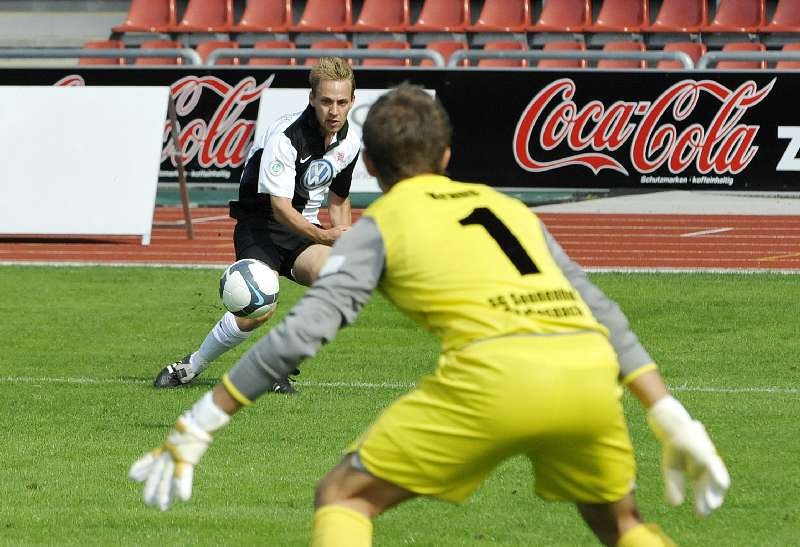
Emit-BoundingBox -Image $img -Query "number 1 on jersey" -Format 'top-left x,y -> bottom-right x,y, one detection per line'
459,207 -> 540,275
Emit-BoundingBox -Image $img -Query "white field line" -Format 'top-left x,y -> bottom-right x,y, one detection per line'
680,227 -> 734,238
154,215 -> 231,226
0,375 -> 797,394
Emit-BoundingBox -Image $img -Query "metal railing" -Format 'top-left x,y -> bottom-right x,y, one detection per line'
0,47 -> 202,65
697,50 -> 800,69
449,49 -> 695,69
205,47 -> 446,67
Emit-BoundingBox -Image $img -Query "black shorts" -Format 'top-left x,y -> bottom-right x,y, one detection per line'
232,220 -> 318,281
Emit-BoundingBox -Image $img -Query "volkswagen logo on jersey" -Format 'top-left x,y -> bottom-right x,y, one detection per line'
303,159 -> 334,190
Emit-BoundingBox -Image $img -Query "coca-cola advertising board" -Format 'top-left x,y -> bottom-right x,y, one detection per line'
1,67 -> 797,190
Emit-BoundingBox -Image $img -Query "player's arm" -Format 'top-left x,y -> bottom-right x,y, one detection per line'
270,195 -> 342,245
541,222 -> 730,516
327,151 -> 358,229
130,217 -> 386,510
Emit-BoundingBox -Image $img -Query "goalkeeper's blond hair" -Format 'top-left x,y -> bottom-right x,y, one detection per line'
309,57 -> 355,96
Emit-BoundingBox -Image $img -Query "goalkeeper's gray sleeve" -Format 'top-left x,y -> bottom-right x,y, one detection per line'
226,217 -> 385,402
542,223 -> 656,381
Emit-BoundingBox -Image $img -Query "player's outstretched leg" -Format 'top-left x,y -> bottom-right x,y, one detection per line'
577,493 -> 676,546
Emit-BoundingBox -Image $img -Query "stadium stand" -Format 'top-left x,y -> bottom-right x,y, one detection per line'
195,39 -> 239,64
537,40 -> 587,68
419,39 -> 469,66
350,0 -> 410,32
657,41 -> 707,68
228,0 -> 293,33
776,42 -> 800,69
134,38 -> 183,64
587,0 -> 650,33
597,40 -> 646,68
477,40 -> 528,67
361,40 -> 412,66
761,0 -> 800,32
704,0 -> 766,33
466,0 -> 531,32
643,0 -> 708,33
111,0 -> 176,35
171,0 -> 234,33
529,0 -> 592,32
248,39 -> 296,65
716,41 -> 767,68
409,0 -> 471,32
305,38 -> 352,65
289,0 -> 352,32
79,39 -> 125,65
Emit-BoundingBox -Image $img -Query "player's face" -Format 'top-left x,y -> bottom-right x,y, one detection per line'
310,79 -> 354,136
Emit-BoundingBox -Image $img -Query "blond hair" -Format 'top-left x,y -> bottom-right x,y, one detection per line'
309,57 -> 355,96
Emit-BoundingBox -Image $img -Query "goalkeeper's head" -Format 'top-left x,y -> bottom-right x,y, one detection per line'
362,83 -> 452,192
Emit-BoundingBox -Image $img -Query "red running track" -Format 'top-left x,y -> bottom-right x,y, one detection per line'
0,208 -> 798,272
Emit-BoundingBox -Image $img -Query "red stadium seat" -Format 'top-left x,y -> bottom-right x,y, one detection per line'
304,39 -> 352,65
776,43 -> 800,69
112,0 -> 176,34
290,0 -> 352,33
467,0 -> 531,33
537,41 -> 586,68
79,39 -> 125,65
135,39 -> 183,65
704,0 -> 766,32
657,41 -> 707,69
478,41 -> 528,67
362,40 -> 411,66
248,40 -> 296,65
410,0 -> 471,32
529,0 -> 591,32
196,40 -> 239,65
761,0 -> 800,32
587,0 -> 649,32
229,0 -> 292,33
420,40 -> 469,66
716,42 -> 766,69
351,0 -> 410,32
644,0 -> 708,33
597,40 -> 646,68
173,0 -> 233,32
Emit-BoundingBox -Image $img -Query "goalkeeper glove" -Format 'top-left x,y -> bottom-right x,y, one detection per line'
647,395 -> 731,517
129,392 -> 230,511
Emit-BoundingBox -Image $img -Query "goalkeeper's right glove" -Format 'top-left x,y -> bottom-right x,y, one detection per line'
647,395 -> 731,517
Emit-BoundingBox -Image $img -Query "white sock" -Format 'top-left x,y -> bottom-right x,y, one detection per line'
190,312 -> 252,375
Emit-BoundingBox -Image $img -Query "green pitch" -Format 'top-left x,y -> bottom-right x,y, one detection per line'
0,266 -> 797,546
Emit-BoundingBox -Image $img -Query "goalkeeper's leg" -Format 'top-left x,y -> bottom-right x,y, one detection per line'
577,493 -> 675,546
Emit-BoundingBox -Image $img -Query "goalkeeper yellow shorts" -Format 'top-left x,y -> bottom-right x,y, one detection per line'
350,332 -> 636,503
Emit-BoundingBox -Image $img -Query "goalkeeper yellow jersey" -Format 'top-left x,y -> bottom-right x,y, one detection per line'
364,174 -> 609,352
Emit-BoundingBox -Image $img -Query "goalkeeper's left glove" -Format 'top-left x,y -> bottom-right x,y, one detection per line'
129,392 -> 230,511
647,395 -> 731,517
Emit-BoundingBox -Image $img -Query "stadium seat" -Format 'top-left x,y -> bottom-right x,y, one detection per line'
410,0 -> 471,32
196,40 -> 239,65
643,0 -> 708,33
761,0 -> 800,32
248,40 -> 296,65
351,0 -> 410,32
597,40 -> 646,68
716,42 -> 766,69
304,39 -> 352,65
361,40 -> 411,66
112,0 -> 176,34
537,41 -> 586,68
587,0 -> 649,32
776,43 -> 800,69
135,39 -> 183,65
229,0 -> 292,33
466,0 -> 531,32
78,39 -> 125,65
290,0 -> 352,33
529,0 -> 591,32
704,0 -> 766,32
478,40 -> 528,67
420,40 -> 469,66
172,0 -> 233,32
657,41 -> 707,69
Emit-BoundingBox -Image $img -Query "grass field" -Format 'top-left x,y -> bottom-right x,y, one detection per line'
1,266 -> 798,546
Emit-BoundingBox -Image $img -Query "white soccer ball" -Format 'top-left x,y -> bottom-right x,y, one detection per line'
219,259 -> 279,318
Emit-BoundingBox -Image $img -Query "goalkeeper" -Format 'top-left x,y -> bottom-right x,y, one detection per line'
130,84 -> 730,546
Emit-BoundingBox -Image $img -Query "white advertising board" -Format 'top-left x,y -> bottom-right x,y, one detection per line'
0,86 -> 170,244
255,88 -> 435,194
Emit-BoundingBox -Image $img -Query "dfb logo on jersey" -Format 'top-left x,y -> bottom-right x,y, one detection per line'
303,159 -> 334,190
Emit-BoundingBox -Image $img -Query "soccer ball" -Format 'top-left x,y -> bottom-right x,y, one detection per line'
219,259 -> 279,318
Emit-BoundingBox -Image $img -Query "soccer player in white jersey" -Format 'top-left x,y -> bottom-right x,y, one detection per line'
153,57 -> 360,393
133,85 -> 730,546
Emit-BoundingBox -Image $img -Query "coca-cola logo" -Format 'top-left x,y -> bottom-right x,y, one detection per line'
514,78 -> 775,176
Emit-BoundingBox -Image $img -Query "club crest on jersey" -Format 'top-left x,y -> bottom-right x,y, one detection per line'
303,159 -> 334,190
